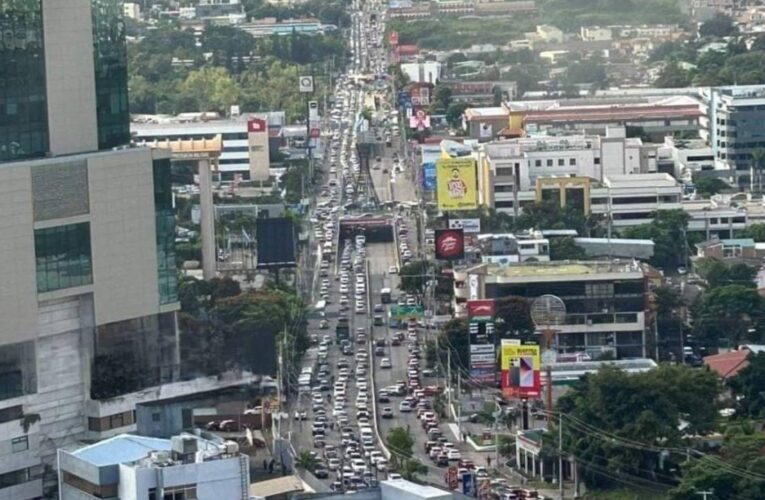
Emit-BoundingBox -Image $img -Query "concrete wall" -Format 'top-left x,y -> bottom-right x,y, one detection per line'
42,0 -> 99,156
87,148 -> 161,326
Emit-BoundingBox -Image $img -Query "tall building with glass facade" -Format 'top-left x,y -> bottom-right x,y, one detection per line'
0,2 -> 182,498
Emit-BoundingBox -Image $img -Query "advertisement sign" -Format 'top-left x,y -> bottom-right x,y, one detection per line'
500,342 -> 541,398
468,321 -> 495,345
390,305 -> 424,319
469,274 -> 479,300
422,162 -> 437,191
389,30 -> 399,46
409,109 -> 431,130
434,228 -> 465,260
448,218 -> 481,234
299,75 -> 314,93
247,118 -> 266,133
470,367 -> 496,384
480,122 -> 493,138
446,466 -> 459,490
308,101 -> 319,121
436,157 -> 478,211
467,299 -> 495,321
470,344 -> 495,354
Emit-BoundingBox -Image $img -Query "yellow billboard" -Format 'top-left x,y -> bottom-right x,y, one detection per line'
436,157 -> 478,211
500,341 -> 541,398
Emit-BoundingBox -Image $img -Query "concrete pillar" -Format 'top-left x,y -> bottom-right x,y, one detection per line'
516,446 -> 521,472
198,158 -> 217,280
532,456 -> 537,477
540,458 -> 544,481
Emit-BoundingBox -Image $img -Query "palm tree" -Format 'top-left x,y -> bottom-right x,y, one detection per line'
750,148 -> 765,194
295,450 -> 317,471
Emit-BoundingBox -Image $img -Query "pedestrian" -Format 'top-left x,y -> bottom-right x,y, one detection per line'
263,459 -> 268,471
269,459 -> 275,475
487,456 -> 492,467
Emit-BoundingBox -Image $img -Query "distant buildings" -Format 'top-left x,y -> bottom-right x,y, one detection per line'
239,17 -> 335,38
387,0 -> 536,19
58,433 -> 249,500
700,85 -> 765,187
454,261 -> 651,358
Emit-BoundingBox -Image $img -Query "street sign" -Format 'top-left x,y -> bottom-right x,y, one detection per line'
299,75 -> 314,93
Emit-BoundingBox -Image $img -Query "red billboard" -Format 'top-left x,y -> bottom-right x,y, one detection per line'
247,118 -> 266,133
389,31 -> 399,46
434,228 -> 464,260
467,299 -> 495,320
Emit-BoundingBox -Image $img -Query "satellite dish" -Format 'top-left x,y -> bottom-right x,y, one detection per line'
530,295 -> 566,329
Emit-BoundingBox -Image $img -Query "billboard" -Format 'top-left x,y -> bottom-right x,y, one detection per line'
409,109 -> 431,130
436,157 -> 478,211
434,228 -> 465,260
247,117 -> 270,182
467,299 -> 495,320
448,218 -> 481,234
256,218 -> 297,269
390,305 -> 424,319
422,162 -> 437,191
500,342 -> 541,398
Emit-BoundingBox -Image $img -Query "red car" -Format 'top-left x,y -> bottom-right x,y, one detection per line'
458,459 -> 475,470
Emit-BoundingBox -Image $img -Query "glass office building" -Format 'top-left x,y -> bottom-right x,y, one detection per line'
91,0 -> 131,149
0,0 -> 49,162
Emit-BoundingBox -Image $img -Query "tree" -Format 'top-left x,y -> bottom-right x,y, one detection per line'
694,177 -> 728,197
386,427 -> 415,467
622,209 -> 690,270
494,296 -> 534,339
437,319 -> 470,382
445,103 -> 470,129
400,459 -> 428,481
693,284 -> 765,347
740,223 -> 765,242
295,450 -> 318,471
557,365 -> 720,489
179,67 -> 241,114
399,260 -> 432,294
699,13 -> 736,38
728,352 -> 765,418
654,61 -> 694,88
695,258 -> 756,289
671,423 -> 765,500
549,236 -> 587,261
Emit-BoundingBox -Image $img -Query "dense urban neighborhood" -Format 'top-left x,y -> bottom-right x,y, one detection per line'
5,0 -> 765,499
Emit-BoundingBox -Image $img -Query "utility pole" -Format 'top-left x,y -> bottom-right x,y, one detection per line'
447,349 -> 452,413
457,373 -> 462,438
558,414 -> 564,500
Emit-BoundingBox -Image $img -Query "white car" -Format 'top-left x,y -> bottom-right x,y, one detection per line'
380,358 -> 392,369
351,459 -> 367,473
399,401 -> 412,412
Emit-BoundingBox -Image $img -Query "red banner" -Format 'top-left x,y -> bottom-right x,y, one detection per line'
467,299 -> 495,319
247,118 -> 266,133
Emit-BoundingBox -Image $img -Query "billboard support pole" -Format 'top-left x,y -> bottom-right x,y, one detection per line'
542,328 -> 555,422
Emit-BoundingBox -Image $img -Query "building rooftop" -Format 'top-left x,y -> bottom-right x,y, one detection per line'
464,107 -> 508,121
704,350 -> 750,380
468,260 -> 643,279
603,173 -> 679,189
72,435 -> 172,467
249,475 -> 313,498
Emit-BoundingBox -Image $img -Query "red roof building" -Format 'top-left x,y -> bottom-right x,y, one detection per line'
703,350 -> 751,380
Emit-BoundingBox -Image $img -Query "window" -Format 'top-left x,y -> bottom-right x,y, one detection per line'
0,0 -> 50,162
495,167 -> 513,176
63,472 -> 117,498
534,159 -> 542,167
558,158 -> 564,166
0,466 -> 41,489
569,158 -> 576,165
149,484 -> 198,500
152,412 -> 161,422
154,159 -> 178,305
88,410 -> 135,432
34,223 -> 92,293
546,159 -> 553,167
11,436 -> 28,453
594,158 -> 600,164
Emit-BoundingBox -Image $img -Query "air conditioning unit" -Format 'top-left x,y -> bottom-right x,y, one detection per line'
149,451 -> 172,464
224,441 -> 239,454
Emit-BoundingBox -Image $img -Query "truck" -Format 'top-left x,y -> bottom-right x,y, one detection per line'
336,316 -> 350,343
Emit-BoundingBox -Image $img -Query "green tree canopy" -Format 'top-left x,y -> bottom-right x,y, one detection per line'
728,352 -> 765,418
556,364 -> 719,489
386,426 -> 415,467
693,284 -> 765,347
699,13 -> 736,38
671,423 -> 765,500
694,177 -> 729,197
621,209 -> 690,269
549,236 -> 587,261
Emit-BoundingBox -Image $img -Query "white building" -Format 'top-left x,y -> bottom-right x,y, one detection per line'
477,231 -> 550,266
400,61 -> 442,84
132,114 -> 283,182
58,433 -> 249,500
580,26 -> 613,41
591,174 -> 683,228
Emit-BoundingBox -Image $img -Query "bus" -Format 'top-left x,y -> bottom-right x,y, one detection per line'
380,288 -> 392,304
336,315 -> 350,343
